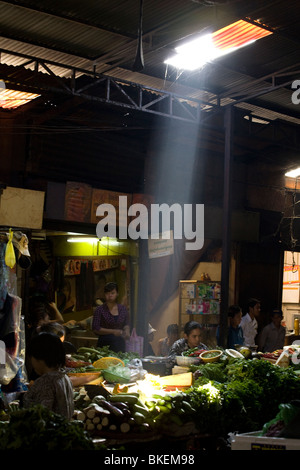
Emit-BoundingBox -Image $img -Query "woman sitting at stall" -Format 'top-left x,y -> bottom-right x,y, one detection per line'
168,320 -> 207,358
92,282 -> 130,353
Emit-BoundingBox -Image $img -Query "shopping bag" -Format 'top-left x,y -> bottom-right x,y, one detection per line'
5,229 -> 16,269
125,328 -> 144,357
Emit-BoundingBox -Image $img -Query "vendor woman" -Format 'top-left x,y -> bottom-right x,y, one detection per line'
168,320 -> 208,357
92,282 -> 130,353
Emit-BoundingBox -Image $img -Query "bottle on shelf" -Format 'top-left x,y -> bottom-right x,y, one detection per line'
294,318 -> 299,336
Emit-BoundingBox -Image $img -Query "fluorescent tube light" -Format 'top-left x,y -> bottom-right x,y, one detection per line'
67,237 -> 98,244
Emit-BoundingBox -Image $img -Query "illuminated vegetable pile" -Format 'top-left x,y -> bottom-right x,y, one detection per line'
74,357 -> 300,439
188,357 -> 300,435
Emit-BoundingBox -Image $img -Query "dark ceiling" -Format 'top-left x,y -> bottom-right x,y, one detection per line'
1,0 -> 300,197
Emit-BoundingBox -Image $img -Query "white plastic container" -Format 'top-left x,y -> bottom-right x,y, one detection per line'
231,431 -> 300,450
175,355 -> 200,366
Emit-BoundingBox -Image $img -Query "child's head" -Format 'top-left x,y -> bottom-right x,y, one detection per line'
27,332 -> 66,375
37,322 -> 66,342
228,305 -> 242,328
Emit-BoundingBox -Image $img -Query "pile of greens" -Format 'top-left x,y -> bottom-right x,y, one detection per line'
0,405 -> 96,450
186,358 -> 300,436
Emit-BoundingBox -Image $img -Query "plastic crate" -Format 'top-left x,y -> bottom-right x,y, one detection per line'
231,431 -> 300,450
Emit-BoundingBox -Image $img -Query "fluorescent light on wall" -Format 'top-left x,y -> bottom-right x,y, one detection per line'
165,20 -> 273,70
285,168 -> 300,178
67,237 -> 98,244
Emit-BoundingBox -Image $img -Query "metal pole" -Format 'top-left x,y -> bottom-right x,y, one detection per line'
219,106 -> 234,348
136,238 -> 149,354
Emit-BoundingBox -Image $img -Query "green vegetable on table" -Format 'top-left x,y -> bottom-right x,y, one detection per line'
75,346 -> 140,363
0,405 -> 95,450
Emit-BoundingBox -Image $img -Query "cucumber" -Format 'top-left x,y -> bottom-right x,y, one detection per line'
77,347 -> 99,354
72,354 -> 88,361
169,414 -> 183,426
158,405 -> 171,414
108,394 -> 138,404
133,404 -> 149,416
133,412 -> 145,424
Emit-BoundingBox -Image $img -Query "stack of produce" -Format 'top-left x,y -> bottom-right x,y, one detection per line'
189,355 -> 300,435
69,346 -> 140,364
65,346 -> 143,383
74,386 -> 154,436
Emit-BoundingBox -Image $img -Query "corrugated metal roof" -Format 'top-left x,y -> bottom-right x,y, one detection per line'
0,1 -> 300,131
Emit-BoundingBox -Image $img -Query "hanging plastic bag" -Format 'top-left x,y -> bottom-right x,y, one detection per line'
125,328 -> 144,357
5,229 -> 16,269
0,350 -> 22,385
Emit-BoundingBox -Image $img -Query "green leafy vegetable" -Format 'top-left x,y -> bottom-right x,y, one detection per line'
0,405 -> 95,450
187,358 -> 300,436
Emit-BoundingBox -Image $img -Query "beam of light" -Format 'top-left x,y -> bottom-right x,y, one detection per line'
165,19 -> 273,71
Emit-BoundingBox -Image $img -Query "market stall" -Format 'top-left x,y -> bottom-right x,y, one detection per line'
2,330 -> 300,450
67,343 -> 300,450
5,343 -> 300,450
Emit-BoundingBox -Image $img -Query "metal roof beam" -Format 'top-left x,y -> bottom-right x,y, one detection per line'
0,47 -> 216,123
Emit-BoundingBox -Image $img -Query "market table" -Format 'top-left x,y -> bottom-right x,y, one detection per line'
284,333 -> 300,346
